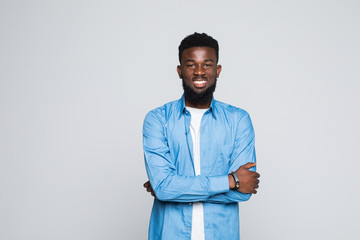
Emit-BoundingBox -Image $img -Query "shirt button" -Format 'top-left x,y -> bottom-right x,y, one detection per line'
187,227 -> 191,230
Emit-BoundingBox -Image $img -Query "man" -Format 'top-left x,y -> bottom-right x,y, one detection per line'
142,32 -> 260,240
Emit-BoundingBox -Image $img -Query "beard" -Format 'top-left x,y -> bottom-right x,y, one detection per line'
182,78 -> 217,106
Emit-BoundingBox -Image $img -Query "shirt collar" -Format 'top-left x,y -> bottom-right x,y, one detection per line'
178,94 -> 217,120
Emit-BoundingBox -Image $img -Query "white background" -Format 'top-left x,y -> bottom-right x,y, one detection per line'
1,0 -> 359,239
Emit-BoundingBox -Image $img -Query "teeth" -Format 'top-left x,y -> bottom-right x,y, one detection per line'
194,80 -> 206,84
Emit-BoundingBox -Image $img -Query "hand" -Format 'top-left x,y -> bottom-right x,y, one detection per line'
230,162 -> 260,194
143,181 -> 157,198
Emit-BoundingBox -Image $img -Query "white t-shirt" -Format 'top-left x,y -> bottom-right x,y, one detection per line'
187,106 -> 208,240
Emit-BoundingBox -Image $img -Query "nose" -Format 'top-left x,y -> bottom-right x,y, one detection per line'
194,65 -> 205,76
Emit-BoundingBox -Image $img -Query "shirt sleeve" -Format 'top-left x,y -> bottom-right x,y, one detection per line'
143,110 -> 230,202
205,111 -> 256,204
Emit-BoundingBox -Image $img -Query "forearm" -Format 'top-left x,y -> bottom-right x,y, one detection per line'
206,191 -> 252,204
146,163 -> 230,202
204,163 -> 258,204
203,173 -> 252,204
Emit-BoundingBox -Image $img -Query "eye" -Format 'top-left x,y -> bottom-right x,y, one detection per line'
204,64 -> 213,67
186,64 -> 194,67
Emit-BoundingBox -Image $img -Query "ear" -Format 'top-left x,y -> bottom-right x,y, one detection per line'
177,65 -> 182,79
216,65 -> 222,78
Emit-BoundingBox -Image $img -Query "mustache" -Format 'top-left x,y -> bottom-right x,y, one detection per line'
192,77 -> 207,81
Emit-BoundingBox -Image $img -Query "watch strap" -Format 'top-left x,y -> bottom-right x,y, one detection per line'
230,171 -> 240,190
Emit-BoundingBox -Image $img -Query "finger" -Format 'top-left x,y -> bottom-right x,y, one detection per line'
250,172 -> 260,179
242,162 -> 256,170
147,187 -> 152,192
253,189 -> 257,194
143,181 -> 150,187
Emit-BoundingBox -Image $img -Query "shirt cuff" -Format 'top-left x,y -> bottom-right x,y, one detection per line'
208,175 -> 230,195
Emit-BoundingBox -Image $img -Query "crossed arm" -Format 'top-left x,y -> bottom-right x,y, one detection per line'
142,110 -> 260,203
144,162 -> 259,201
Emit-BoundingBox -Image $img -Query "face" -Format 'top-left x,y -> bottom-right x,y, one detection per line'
177,47 -> 222,94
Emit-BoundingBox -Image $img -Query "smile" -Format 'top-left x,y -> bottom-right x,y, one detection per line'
193,79 -> 207,88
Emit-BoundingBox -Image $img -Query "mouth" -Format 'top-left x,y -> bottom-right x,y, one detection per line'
193,78 -> 207,88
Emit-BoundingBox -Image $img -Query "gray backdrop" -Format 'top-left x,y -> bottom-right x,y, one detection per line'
1,0 -> 359,239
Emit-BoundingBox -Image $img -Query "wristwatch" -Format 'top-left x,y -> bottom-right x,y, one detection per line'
230,171 -> 240,190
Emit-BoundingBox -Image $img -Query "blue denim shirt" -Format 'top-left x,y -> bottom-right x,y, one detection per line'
143,95 -> 256,240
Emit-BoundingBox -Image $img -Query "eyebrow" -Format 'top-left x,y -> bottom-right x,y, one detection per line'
183,59 -> 215,63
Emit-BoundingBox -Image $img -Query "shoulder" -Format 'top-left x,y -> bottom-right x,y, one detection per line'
143,98 -> 181,126
213,99 -> 250,121
214,100 -> 254,137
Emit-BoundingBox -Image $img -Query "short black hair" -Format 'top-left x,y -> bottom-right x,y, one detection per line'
178,32 -> 219,63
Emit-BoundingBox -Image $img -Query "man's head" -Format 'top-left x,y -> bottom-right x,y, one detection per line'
178,32 -> 219,64
177,33 -> 222,108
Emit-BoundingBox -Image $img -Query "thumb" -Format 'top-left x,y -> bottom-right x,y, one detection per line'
242,162 -> 256,170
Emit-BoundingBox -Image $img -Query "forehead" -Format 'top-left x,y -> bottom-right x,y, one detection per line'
181,47 -> 217,62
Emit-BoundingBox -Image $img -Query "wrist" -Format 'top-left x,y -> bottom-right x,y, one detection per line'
228,174 -> 235,189
229,171 -> 240,190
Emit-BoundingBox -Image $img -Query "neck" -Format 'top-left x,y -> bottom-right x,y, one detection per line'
185,97 -> 211,109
